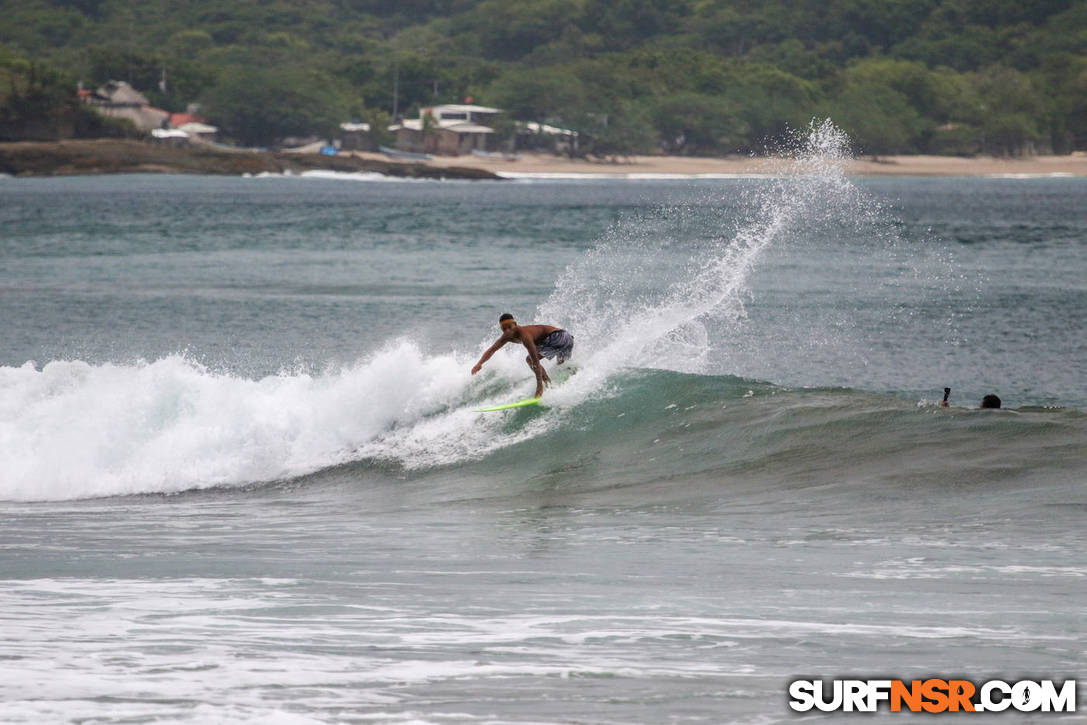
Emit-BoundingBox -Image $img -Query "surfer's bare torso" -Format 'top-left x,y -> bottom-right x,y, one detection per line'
504,324 -> 559,347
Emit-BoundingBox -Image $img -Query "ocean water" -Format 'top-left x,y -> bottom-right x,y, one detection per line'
1,127 -> 1085,723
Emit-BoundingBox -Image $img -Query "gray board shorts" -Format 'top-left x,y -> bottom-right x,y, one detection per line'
537,330 -> 574,363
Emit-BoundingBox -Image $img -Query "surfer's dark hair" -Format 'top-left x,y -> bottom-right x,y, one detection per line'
499,313 -> 514,323
980,394 -> 1002,409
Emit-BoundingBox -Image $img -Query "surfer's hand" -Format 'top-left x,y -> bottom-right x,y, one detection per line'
471,363 -> 481,375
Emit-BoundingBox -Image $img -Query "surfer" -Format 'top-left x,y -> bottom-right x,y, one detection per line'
470,313 -> 574,399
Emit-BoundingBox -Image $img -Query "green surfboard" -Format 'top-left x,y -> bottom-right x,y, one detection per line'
474,397 -> 541,412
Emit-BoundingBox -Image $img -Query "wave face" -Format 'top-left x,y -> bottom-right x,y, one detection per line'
419,370 -> 1087,509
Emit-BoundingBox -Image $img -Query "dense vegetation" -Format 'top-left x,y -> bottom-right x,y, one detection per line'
1,0 -> 1085,154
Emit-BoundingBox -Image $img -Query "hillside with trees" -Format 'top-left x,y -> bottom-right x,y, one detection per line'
1,0 -> 1085,155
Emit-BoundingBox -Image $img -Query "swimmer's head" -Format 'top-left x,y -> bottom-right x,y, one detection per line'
980,394 -> 1002,409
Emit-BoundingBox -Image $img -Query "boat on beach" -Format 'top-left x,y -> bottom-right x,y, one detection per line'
379,145 -> 433,161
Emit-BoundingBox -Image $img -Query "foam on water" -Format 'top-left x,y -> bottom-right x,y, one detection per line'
243,170 -> 431,182
499,172 -> 772,180
1,343 -> 470,500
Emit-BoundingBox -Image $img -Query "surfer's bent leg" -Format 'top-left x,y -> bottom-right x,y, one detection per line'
526,355 -> 551,383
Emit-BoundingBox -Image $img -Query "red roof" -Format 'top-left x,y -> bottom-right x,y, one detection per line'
168,112 -> 204,128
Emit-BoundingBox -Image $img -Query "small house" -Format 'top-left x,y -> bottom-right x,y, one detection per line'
165,112 -> 218,143
516,121 -> 579,154
339,121 -> 373,151
82,81 -> 169,132
177,122 -> 218,142
150,128 -> 190,146
389,104 -> 502,156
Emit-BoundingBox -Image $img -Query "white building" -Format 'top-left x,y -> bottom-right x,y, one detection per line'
389,104 -> 502,156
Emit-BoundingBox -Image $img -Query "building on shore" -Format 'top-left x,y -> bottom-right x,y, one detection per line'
339,121 -> 373,151
176,122 -> 218,142
80,81 -> 169,133
150,128 -> 190,146
148,111 -> 219,146
167,112 -> 218,143
389,105 -> 501,156
515,121 -> 579,155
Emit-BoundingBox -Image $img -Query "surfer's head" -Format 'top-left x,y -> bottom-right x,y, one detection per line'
499,313 -> 517,332
980,394 -> 1002,409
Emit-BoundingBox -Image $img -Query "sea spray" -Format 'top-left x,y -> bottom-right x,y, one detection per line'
538,120 -> 865,382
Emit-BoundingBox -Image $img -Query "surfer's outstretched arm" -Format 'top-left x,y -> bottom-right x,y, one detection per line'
470,335 -> 509,375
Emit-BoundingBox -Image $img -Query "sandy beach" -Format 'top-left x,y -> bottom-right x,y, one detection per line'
354,150 -> 1087,178
4,141 -> 1084,180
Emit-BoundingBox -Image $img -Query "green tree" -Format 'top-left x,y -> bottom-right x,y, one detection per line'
974,65 -> 1048,155
581,0 -> 689,51
488,66 -> 587,121
648,92 -> 744,154
570,104 -> 657,158
0,55 -> 75,140
729,65 -> 818,149
824,84 -> 922,154
168,29 -> 214,58
361,107 -> 394,148
200,66 -> 348,147
454,0 -> 583,61
0,50 -> 134,140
